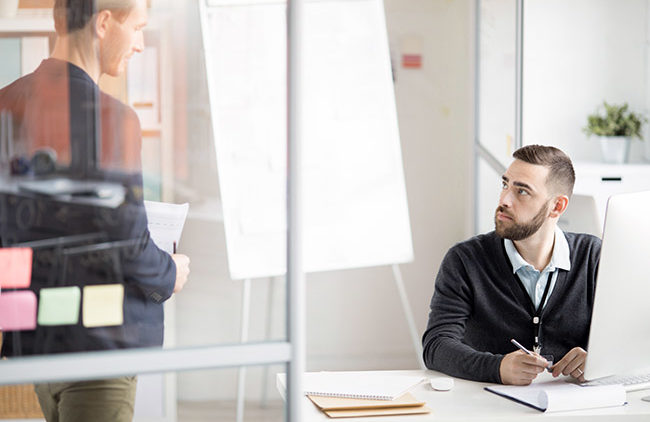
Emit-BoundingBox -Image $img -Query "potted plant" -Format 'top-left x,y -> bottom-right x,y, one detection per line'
583,101 -> 645,164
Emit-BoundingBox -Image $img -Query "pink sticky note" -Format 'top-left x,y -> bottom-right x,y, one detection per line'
0,248 -> 33,289
0,291 -> 37,331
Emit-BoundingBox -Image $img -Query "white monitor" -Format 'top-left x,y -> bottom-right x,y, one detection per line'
583,190 -> 650,381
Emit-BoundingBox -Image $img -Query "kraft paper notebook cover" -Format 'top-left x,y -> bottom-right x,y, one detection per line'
308,392 -> 425,411
323,405 -> 431,418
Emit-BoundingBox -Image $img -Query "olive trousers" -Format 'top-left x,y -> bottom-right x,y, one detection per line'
35,376 -> 137,422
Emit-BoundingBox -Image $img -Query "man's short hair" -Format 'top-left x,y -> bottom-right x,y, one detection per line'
53,0 -> 134,34
513,144 -> 575,197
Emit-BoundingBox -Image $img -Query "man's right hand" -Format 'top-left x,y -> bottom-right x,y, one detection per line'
499,350 -> 549,385
171,254 -> 190,293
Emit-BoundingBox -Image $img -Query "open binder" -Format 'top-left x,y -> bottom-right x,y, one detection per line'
485,378 -> 626,412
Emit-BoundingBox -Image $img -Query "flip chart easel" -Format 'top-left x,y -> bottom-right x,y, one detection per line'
200,1 -> 420,421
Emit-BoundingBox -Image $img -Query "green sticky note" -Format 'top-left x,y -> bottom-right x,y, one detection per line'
82,284 -> 124,328
38,286 -> 81,326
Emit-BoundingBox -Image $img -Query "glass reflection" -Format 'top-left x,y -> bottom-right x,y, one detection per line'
0,1 -> 188,358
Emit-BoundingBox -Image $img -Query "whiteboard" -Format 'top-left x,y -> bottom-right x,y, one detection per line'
202,0 -> 413,279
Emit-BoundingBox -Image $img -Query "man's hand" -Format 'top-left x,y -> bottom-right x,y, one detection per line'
171,254 -> 190,293
500,350 -> 549,385
551,347 -> 587,382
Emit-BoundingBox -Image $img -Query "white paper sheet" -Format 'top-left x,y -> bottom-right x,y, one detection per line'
203,0 -> 413,280
301,371 -> 425,401
144,201 -> 189,254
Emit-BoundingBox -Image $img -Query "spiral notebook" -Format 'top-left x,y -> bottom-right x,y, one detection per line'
310,393 -> 432,419
302,371 -> 425,401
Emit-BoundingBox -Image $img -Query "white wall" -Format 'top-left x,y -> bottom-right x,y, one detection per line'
476,0 -> 650,235
163,0 -> 474,401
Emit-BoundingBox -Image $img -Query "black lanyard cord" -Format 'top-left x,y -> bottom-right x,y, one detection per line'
535,272 -> 554,317
515,271 -> 553,354
532,272 -> 553,353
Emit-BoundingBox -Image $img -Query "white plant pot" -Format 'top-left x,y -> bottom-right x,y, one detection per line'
0,0 -> 19,18
598,136 -> 630,164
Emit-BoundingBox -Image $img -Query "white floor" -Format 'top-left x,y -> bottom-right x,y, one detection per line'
177,400 -> 284,422
1,401 -> 284,422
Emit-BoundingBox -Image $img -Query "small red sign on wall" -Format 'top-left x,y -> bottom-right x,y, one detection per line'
400,35 -> 423,69
402,54 -> 422,69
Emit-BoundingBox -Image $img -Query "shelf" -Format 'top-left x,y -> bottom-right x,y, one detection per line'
0,16 -> 53,33
574,161 -> 650,171
0,14 -> 165,34
142,128 -> 162,138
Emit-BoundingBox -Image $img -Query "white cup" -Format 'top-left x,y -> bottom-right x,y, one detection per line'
0,0 -> 20,18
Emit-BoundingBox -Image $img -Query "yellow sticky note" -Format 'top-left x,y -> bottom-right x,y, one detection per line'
82,284 -> 124,328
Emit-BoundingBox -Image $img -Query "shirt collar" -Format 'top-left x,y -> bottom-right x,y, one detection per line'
504,226 -> 571,274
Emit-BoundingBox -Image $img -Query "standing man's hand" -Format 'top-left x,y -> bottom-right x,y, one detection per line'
171,254 -> 190,293
551,347 -> 587,382
500,350 -> 549,385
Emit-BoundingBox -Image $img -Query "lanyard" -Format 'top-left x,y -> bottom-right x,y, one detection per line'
516,271 -> 553,354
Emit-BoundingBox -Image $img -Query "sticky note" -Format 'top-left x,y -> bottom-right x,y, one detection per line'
0,291 -> 37,331
38,286 -> 81,326
82,284 -> 124,328
0,248 -> 33,289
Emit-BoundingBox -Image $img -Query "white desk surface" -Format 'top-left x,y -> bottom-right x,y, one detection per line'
277,369 -> 650,421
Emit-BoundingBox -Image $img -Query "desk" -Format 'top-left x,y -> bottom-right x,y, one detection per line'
276,370 -> 650,421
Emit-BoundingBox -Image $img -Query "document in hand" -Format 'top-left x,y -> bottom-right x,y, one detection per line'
485,378 -> 626,412
144,201 -> 190,254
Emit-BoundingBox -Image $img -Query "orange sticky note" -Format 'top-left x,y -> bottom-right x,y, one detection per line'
0,291 -> 37,331
0,248 -> 33,289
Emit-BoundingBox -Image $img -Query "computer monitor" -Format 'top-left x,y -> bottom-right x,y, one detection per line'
583,190 -> 650,382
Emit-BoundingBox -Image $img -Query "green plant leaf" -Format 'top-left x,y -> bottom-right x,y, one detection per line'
584,101 -> 646,140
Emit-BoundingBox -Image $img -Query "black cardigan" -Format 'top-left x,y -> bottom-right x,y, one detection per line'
422,231 -> 601,383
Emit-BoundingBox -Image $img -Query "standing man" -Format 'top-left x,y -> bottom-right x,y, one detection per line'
0,1 -> 190,420
422,145 -> 600,385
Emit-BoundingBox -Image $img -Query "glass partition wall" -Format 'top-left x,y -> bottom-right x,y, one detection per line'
0,0 -> 301,421
475,0 -> 519,234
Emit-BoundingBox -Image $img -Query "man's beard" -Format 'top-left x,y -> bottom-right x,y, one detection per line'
494,201 -> 549,241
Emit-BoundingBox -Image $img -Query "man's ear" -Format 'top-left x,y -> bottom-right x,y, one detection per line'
549,195 -> 569,218
95,10 -> 112,40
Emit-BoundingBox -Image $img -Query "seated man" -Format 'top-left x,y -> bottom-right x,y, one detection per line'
422,145 -> 600,385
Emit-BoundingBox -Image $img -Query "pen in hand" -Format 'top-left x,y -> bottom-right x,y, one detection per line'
510,339 -> 552,371
173,241 -> 176,254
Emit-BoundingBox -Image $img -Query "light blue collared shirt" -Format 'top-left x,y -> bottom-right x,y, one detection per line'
504,226 -> 571,309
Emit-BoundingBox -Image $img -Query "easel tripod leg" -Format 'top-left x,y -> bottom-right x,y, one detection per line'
391,264 -> 425,370
236,278 -> 252,422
